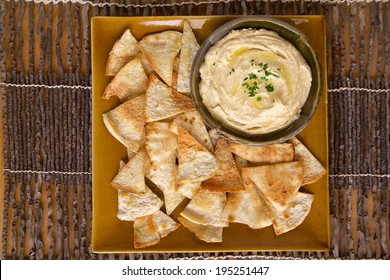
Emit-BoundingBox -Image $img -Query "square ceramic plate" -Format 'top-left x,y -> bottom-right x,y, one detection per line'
92,16 -> 329,253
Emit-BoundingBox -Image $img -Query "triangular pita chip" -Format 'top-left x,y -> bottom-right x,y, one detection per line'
178,216 -> 223,243
103,94 -> 145,152
228,142 -> 294,163
110,148 -> 147,194
242,162 -> 303,212
177,20 -> 200,93
138,53 -> 154,76
264,192 -> 314,235
138,31 -> 182,86
145,122 -> 177,165
134,210 -> 180,248
145,74 -> 194,122
180,189 -> 228,227
169,110 -> 214,153
171,55 -> 180,91
177,126 -> 218,183
176,181 -> 201,199
289,137 -> 326,185
117,187 -> 163,221
102,57 -> 148,102
106,28 -> 140,76
208,129 -> 220,150
147,160 -> 185,215
145,122 -> 185,215
221,156 -> 272,229
202,138 -> 245,192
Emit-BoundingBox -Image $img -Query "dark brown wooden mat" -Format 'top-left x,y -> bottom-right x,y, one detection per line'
0,0 -> 389,259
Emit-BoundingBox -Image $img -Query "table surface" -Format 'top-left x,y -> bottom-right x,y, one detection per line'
0,0 -> 389,260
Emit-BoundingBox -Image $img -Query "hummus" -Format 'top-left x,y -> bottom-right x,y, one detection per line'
199,28 -> 312,134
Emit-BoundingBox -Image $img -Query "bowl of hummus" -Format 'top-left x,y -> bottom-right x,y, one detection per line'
191,17 -> 321,145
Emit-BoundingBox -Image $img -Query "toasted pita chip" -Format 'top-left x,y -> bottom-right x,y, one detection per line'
102,57 -> 148,102
138,53 -> 154,76
242,162 -> 303,212
117,187 -> 163,221
145,122 -> 185,214
106,29 -> 140,76
289,137 -> 326,185
180,189 -> 228,227
177,20 -> 200,93
145,74 -> 194,122
103,94 -> 145,153
228,143 -> 294,163
202,138 -> 245,192
264,192 -> 314,235
176,181 -> 201,199
177,126 -> 218,183
134,210 -> 180,248
138,31 -> 182,86
208,129 -> 220,150
178,216 -> 223,243
169,110 -> 213,153
145,122 -> 177,165
111,148 -> 147,194
221,156 -> 272,229
171,55 -> 180,91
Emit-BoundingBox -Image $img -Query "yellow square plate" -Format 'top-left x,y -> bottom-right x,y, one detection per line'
92,16 -> 329,253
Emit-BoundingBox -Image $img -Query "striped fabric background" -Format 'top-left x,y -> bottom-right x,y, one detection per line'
0,0 -> 389,259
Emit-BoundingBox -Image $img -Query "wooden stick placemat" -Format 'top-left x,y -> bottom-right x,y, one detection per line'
0,0 -> 389,260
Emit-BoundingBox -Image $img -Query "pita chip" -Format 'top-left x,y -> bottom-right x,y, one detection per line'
106,29 -> 140,76
177,20 -> 200,93
221,156 -> 272,229
117,187 -> 163,221
176,181 -> 201,199
178,216 -> 223,243
208,129 -> 220,150
289,137 -> 326,185
169,110 -> 214,152
145,122 -> 185,215
138,31 -> 182,86
103,94 -> 145,153
146,163 -> 184,215
145,74 -> 194,122
138,53 -> 154,76
180,189 -> 228,227
177,126 -> 218,183
134,210 -> 180,248
110,148 -> 147,194
242,162 -> 303,212
202,138 -> 245,192
171,55 -> 180,91
145,122 -> 177,165
228,142 -> 294,163
264,192 -> 314,235
102,57 -> 148,102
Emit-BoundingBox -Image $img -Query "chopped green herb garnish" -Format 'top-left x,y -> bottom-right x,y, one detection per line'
248,73 -> 257,79
243,61 -> 280,98
265,84 -> 274,92
277,67 -> 281,71
213,62 -> 216,66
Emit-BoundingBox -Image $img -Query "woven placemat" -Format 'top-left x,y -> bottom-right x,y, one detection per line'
0,0 -> 389,260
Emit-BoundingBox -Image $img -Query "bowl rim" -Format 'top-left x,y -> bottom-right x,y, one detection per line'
190,16 -> 322,146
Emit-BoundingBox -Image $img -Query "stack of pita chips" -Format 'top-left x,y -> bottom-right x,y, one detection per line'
101,21 -> 327,247
101,21 -> 207,248
226,139 -> 326,235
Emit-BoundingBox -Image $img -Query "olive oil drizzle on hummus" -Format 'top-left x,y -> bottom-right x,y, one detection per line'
241,61 -> 281,100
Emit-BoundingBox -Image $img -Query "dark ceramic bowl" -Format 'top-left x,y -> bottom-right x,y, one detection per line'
190,16 -> 321,146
